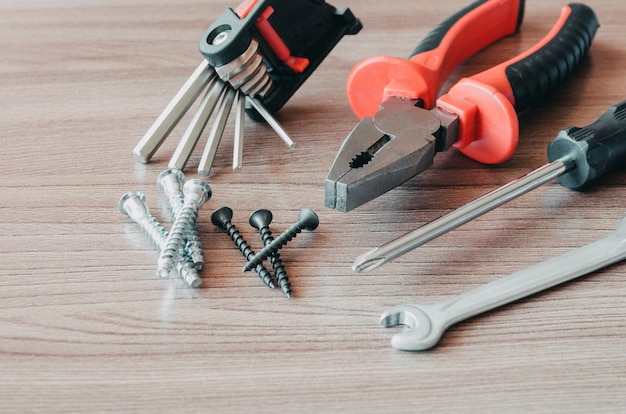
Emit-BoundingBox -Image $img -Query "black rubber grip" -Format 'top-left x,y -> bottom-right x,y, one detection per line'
410,0 -> 525,58
506,3 -> 598,112
547,100 -> 626,190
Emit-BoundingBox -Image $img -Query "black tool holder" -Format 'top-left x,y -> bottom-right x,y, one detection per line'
199,0 -> 362,117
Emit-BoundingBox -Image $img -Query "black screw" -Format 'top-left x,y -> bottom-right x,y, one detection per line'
211,207 -> 275,289
243,208 -> 319,272
249,209 -> 292,299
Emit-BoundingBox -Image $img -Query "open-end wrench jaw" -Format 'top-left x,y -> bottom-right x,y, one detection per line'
380,303 -> 446,351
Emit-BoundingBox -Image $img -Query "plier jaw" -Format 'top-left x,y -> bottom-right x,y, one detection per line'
325,98 -> 458,212
326,0 -> 598,212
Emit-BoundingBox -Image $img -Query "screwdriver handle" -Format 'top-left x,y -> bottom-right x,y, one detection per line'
548,100 -> 626,189
438,3 -> 598,165
346,0 -> 524,118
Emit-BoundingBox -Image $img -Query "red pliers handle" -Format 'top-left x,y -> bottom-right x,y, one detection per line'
347,0 -> 598,164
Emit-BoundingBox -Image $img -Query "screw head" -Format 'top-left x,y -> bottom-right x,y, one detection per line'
183,179 -> 212,206
211,206 -> 234,228
211,29 -> 230,45
157,168 -> 185,193
118,191 -> 148,218
249,209 -> 273,230
298,208 -> 319,231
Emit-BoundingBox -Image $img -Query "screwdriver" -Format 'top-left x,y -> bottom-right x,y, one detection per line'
353,100 -> 626,273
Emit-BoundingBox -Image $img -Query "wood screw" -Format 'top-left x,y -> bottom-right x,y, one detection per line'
249,209 -> 291,299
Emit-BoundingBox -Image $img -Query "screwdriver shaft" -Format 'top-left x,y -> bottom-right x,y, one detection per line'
133,61 -> 214,163
353,158 -> 572,272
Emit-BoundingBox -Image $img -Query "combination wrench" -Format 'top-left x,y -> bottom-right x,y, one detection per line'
381,213 -> 626,351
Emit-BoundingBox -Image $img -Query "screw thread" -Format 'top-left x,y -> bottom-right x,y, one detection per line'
120,192 -> 200,287
244,222 -> 304,271
167,193 -> 185,217
176,260 -> 202,288
157,204 -> 200,279
153,219 -> 201,288
222,221 -> 275,289
185,232 -> 205,270
224,221 -> 253,258
137,214 -> 169,251
259,226 -> 291,298
168,192 -> 205,271
147,221 -> 200,287
159,171 -> 207,271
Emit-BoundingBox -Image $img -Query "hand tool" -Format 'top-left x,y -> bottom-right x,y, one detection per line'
325,0 -> 599,212
133,0 -> 361,175
381,212 -> 626,351
353,100 -> 626,272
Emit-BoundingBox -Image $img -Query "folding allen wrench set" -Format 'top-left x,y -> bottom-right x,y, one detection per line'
133,0 -> 361,174
122,0 -> 626,351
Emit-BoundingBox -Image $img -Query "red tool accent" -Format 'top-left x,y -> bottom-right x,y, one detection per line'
346,0 -> 523,119
235,0 -> 258,18
236,0 -> 310,73
326,1 -> 597,212
438,5 -> 575,164
255,7 -> 310,73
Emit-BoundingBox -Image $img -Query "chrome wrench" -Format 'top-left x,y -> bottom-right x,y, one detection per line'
381,214 -> 626,351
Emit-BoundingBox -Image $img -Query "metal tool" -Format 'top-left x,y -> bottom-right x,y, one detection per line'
211,207 -> 276,289
157,179 -> 212,279
381,212 -> 626,351
325,0 -> 598,212
243,208 -> 319,272
249,209 -> 292,298
118,191 -> 202,288
133,0 -> 361,174
354,100 -> 626,272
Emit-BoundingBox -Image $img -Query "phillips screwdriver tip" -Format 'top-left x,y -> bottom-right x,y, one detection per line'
352,248 -> 388,273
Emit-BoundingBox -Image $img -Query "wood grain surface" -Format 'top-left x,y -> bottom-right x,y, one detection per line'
1,0 -> 625,412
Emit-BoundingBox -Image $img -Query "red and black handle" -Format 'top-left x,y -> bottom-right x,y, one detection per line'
439,3 -> 598,164
347,0 -> 526,119
409,0 -> 525,59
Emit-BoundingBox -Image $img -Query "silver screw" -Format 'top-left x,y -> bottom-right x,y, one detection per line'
157,169 -> 206,270
118,191 -> 201,288
157,179 -> 212,279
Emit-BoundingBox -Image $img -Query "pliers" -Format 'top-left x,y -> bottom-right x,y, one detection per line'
325,0 -> 598,212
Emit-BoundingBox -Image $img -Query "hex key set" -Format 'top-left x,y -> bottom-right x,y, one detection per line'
133,0 -> 361,174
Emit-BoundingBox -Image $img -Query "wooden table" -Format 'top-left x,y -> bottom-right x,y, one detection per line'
1,0 -> 625,412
